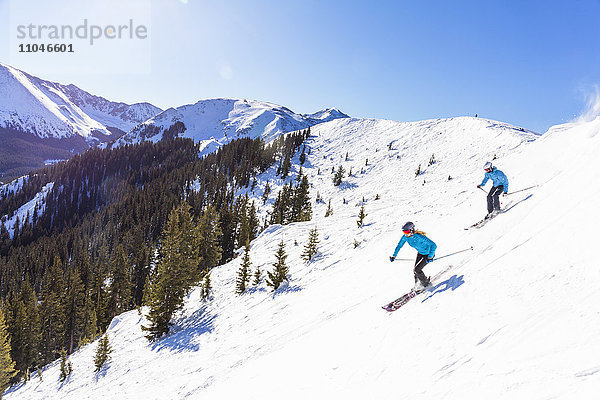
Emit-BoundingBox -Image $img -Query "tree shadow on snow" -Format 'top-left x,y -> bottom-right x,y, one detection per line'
152,311 -> 217,353
271,284 -> 303,298
421,274 -> 465,302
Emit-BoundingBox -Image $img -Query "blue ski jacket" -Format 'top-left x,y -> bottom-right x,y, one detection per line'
393,233 -> 437,258
480,167 -> 509,193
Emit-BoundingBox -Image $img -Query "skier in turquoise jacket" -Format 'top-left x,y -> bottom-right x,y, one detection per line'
389,221 -> 437,291
477,161 -> 509,217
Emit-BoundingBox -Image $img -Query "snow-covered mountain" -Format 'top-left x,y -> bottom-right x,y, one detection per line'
113,98 -> 349,154
0,62 -> 162,141
17,114 -> 600,400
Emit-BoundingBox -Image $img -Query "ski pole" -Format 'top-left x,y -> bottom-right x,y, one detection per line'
433,246 -> 474,261
506,185 -> 538,196
477,186 -> 487,194
392,247 -> 474,262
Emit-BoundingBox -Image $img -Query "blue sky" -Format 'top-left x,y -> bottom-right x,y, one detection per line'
2,0 -> 600,133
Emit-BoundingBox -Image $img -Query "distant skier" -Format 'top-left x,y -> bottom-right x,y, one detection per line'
389,222 -> 437,292
477,161 -> 508,217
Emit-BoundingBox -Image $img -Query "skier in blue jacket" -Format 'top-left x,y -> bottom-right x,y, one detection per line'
477,161 -> 509,217
389,221 -> 437,292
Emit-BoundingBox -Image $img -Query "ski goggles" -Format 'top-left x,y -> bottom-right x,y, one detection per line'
402,229 -> 412,234
485,168 -> 492,173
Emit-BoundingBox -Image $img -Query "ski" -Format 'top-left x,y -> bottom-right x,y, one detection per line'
382,265 -> 454,312
464,213 -> 499,230
464,199 -> 515,230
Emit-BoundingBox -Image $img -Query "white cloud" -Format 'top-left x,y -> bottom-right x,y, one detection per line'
574,84 -> 600,123
218,63 -> 234,80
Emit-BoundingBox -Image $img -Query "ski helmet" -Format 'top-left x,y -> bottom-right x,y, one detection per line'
402,221 -> 415,234
483,161 -> 493,172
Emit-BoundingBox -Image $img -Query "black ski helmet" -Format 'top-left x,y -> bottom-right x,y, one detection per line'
483,161 -> 493,171
402,221 -> 415,233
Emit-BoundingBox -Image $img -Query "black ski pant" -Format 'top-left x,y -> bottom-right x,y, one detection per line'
487,185 -> 504,213
414,253 -> 430,285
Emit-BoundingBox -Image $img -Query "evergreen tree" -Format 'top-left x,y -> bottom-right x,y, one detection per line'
269,184 -> 292,225
59,348 -> 72,382
141,275 -> 152,307
235,242 -> 251,295
39,256 -> 66,364
201,272 -> 212,300
262,181 -> 271,204
107,245 -> 132,319
142,203 -> 201,341
357,205 -> 367,228
301,227 -> 320,263
253,267 -> 261,286
20,278 -> 40,377
237,196 -> 250,247
0,306 -> 17,395
6,292 -> 26,379
325,199 -> 333,217
333,165 -> 345,186
292,176 -> 312,222
247,201 -> 259,242
266,240 -> 288,291
94,334 -> 111,372
64,266 -> 85,354
280,154 -> 292,178
80,295 -> 98,346
198,204 -> 222,270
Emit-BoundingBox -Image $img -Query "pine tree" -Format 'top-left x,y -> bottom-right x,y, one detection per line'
142,203 -> 201,341
280,154 -> 291,178
107,246 -> 132,319
201,272 -> 212,300
253,267 -> 261,286
6,292 -> 26,379
39,256 -> 66,364
266,240 -> 288,291
262,181 -> 271,204
59,348 -> 72,382
235,242 -> 251,295
198,204 -> 222,270
325,199 -> 333,217
301,227 -> 320,263
94,334 -> 111,372
429,153 -> 436,166
21,277 -> 41,376
247,201 -> 259,242
357,205 -> 367,228
0,306 -> 17,395
333,165 -> 345,186
141,275 -> 152,307
80,295 -> 98,345
64,266 -> 85,354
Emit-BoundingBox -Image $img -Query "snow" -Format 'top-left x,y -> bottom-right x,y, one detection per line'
6,114 -> 600,400
0,176 -> 29,199
0,63 -> 161,142
114,98 -> 349,154
1,182 -> 54,238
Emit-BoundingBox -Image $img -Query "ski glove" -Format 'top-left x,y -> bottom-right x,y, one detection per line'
477,185 -> 482,189
389,256 -> 395,262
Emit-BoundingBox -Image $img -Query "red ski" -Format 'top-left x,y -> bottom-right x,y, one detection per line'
382,265 -> 454,312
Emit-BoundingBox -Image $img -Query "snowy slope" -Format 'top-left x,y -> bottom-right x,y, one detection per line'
0,62 -> 161,142
114,98 -> 349,154
1,182 -> 54,238
8,115 -> 600,400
